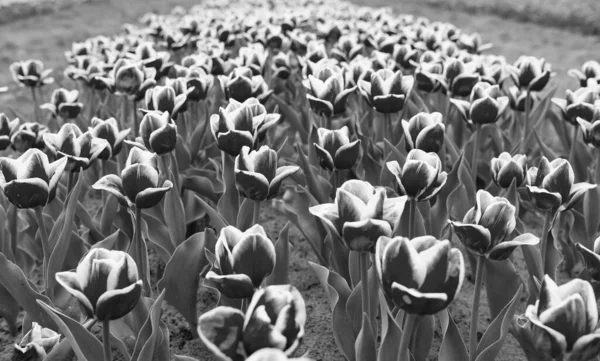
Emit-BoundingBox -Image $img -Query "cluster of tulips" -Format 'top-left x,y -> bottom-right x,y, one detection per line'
1,0 -> 600,360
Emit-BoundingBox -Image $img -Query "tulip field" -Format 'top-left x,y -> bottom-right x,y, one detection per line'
2,0 -> 600,360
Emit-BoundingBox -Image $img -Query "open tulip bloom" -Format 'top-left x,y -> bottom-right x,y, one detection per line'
451,82 -> 509,125
304,65 -> 356,118
40,88 -> 84,119
387,149 -> 447,202
509,56 -> 553,92
138,110 -> 178,155
490,152 -> 527,188
552,88 -> 598,124
0,113 -> 19,151
358,68 -> 415,113
568,60 -> 600,87
89,116 -> 131,160
14,322 -> 60,360
10,122 -> 48,153
43,123 -> 110,172
313,126 -> 361,171
401,112 -> 445,153
9,59 -> 54,88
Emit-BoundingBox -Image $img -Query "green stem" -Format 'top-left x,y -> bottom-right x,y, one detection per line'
539,211 -> 552,278
121,97 -> 129,137
408,199 -> 416,239
31,87 -> 41,123
385,112 -> 393,143
359,252 -> 370,323
132,100 -> 139,139
252,200 -> 261,226
102,319 -> 112,361
469,256 -> 485,361
568,125 -> 578,166
9,204 -> 18,262
520,90 -> 532,154
133,207 -> 148,296
471,124 -> 482,190
66,171 -> 76,195
101,161 -> 109,205
398,313 -> 418,361
34,207 -> 50,297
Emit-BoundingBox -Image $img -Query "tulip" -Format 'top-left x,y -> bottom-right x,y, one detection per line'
309,179 -> 406,253
235,146 -> 299,201
14,322 -> 60,361
358,69 -> 414,113
457,32 -> 492,54
507,85 -> 533,112
452,82 -> 509,125
0,149 -> 67,209
392,43 -> 420,70
510,56 -> 552,92
514,276 -> 600,361
526,157 -> 596,212
144,84 -> 191,119
225,66 -> 272,103
578,108 -> 600,148
313,126 -> 361,171
206,225 -> 276,299
375,235 -> 465,314
10,122 -> 48,153
304,65 -> 356,117
0,113 -> 19,151
386,149 -> 447,202
56,248 -> 142,321
9,59 -> 54,88
576,238 -> 600,298
414,61 -> 445,93
401,112 -> 445,153
138,110 -> 178,155
89,117 -> 131,159
568,60 -> 600,87
186,67 -> 213,101
106,60 -> 157,101
43,123 -> 110,172
444,58 -> 480,97
92,147 -> 173,209
490,152 -> 527,188
210,98 -> 280,156
246,349 -> 313,361
40,88 -> 84,119
552,88 -> 598,124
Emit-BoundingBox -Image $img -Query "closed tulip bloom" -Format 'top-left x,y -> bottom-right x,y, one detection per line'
305,65 -> 356,117
444,58 -> 480,97
113,61 -> 145,97
144,84 -> 191,119
569,61 -> 600,87
9,59 -> 54,87
313,126 -> 361,171
450,190 -> 538,260
41,88 -> 84,119
414,62 -> 445,93
552,88 -> 598,124
375,236 -> 465,315
225,66 -> 272,103
186,67 -> 213,101
515,276 -> 600,361
235,146 -> 299,201
14,322 -> 60,361
452,82 -> 509,125
510,56 -> 552,92
55,248 -> 142,321
206,225 -> 276,299
491,152 -> 527,188
0,149 -> 67,208
576,238 -> 600,298
139,110 -> 178,155
401,112 -> 445,153
386,149 -> 447,202
245,349 -> 313,361
309,180 -> 406,252
507,86 -> 533,112
93,147 -> 173,208
0,113 -> 19,151
89,117 -> 131,159
43,123 -> 110,171
10,122 -> 48,153
578,109 -> 600,148
526,157 -> 596,212
358,69 -> 414,113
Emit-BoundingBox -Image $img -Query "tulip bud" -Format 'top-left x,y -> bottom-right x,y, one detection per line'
490,152 -> 527,188
0,113 -> 19,151
401,112 -> 445,153
14,322 -> 60,361
89,117 -> 131,159
313,127 -> 361,171
507,86 -> 532,112
186,67 -> 213,101
114,62 -> 145,97
387,149 -> 447,202
226,66 -> 272,103
9,59 -> 54,88
375,236 -> 465,315
511,56 -> 552,92
305,65 -> 356,117
206,225 -> 276,299
415,62 -> 445,93
56,248 -> 142,321
358,69 -> 414,113
139,110 -> 178,155
468,82 -> 508,124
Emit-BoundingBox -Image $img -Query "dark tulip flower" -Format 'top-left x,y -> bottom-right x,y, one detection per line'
552,88 -> 598,124
452,82 -> 508,124
0,149 -> 67,208
138,110 -> 178,155
9,60 -> 54,88
103,60 -> 157,100
55,248 -> 142,321
305,65 -> 356,117
43,123 -> 110,171
387,149 -> 447,202
89,117 -> 131,159
224,66 -> 272,103
507,86 -> 534,112
414,61 -> 445,93
93,147 -> 173,209
576,238 -> 600,298
401,112 -> 445,153
143,84 -> 191,119
578,108 -> 600,148
40,88 -> 84,119
569,61 -> 600,87
14,322 -> 60,360
186,67 -> 213,102
510,56 -> 552,92
10,122 -> 48,153
206,225 -> 276,299
0,113 -> 19,151
358,69 -> 414,113
375,235 -> 465,315
313,126 -> 361,171
444,58 -> 481,97
491,152 -> 527,188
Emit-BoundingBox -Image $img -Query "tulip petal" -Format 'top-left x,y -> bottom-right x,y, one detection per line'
243,305 -> 287,354
92,174 -> 131,207
554,278 -> 598,333
333,140 -> 360,170
197,306 -> 245,361
538,294 -> 587,350
563,182 -> 596,211
268,166 -> 300,200
205,271 -> 255,299
449,221 -> 491,256
95,281 -> 142,321
526,186 -> 562,212
235,170 -> 270,201
134,180 -> 173,209
337,189 -> 366,223
390,282 -> 448,315
342,219 -> 391,252
308,203 -> 341,238
55,271 -> 95,318
3,179 -> 50,209
570,331 -> 600,361
314,143 -> 335,171
487,233 -> 539,261
231,234 -> 276,288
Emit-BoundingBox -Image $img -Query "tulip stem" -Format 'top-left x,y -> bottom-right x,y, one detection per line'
385,112 -> 393,144
121,97 -> 129,137
31,87 -> 41,123
132,100 -> 139,139
568,125 -> 578,166
34,207 -> 50,297
133,207 -> 149,296
519,89 -> 532,154
470,124 -> 482,190
102,319 -> 112,361
252,200 -> 261,226
539,211 -> 553,279
9,205 -> 18,262
398,313 -> 418,361
359,252 -> 370,324
66,171 -> 76,195
408,199 -> 416,239
469,255 -> 484,361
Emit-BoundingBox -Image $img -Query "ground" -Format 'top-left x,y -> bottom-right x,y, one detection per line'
0,0 -> 599,360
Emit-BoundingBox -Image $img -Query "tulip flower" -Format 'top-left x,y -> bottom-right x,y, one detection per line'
375,235 -> 465,315
186,67 -> 213,101
56,248 -> 142,321
210,98 -> 280,156
144,84 -> 192,119
206,225 -> 276,299
576,238 -> 600,298
514,276 -> 600,361
392,43 -> 420,70
358,69 -> 414,113
9,59 -> 54,88
507,85 -> 533,112
443,58 -> 480,97
578,109 -> 600,148
40,88 -> 84,119
246,349 -> 313,361
309,180 -> 406,253
224,66 -> 272,103
304,65 -> 356,117
386,149 -> 447,202
510,56 -> 552,92
552,88 -> 599,124
457,32 -> 492,54
414,61 -> 445,93
10,122 -> 48,153
490,152 -> 527,188
313,126 -> 361,171
569,60 -> 600,87
93,147 -> 173,209
0,113 -> 19,151
235,145 -> 299,201
139,110 -> 178,155
89,117 -> 131,160
401,112 -> 445,153
452,82 -> 509,125
198,285 -> 306,359
43,123 -> 110,172
103,60 -> 157,101
0,148 -> 67,209
526,157 -> 596,212
14,322 -> 60,361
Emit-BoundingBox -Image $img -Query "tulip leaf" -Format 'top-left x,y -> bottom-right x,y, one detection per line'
76,201 -> 104,243
583,187 -> 600,242
236,198 -> 255,231
44,338 -> 76,361
163,179 -> 187,247
0,252 -> 57,330
483,258 -> 522,319
411,315 -> 435,361
532,129 -> 558,160
431,153 -> 464,238
474,284 -> 523,361
195,195 -> 228,233
0,284 -> 18,335
37,301 -> 104,361
100,194 -> 120,236
438,309 -> 469,361
158,232 -> 208,338
140,214 -> 172,261
217,153 -> 240,226
520,244 -> 543,304
181,171 -> 223,203
355,314 -> 377,361
131,290 -> 170,361
377,297 -> 402,361
173,356 -> 199,361
295,143 -> 331,204
266,222 -> 291,286
92,229 -> 130,252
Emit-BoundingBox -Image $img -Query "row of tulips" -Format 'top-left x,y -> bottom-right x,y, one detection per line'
1,0 -> 600,361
